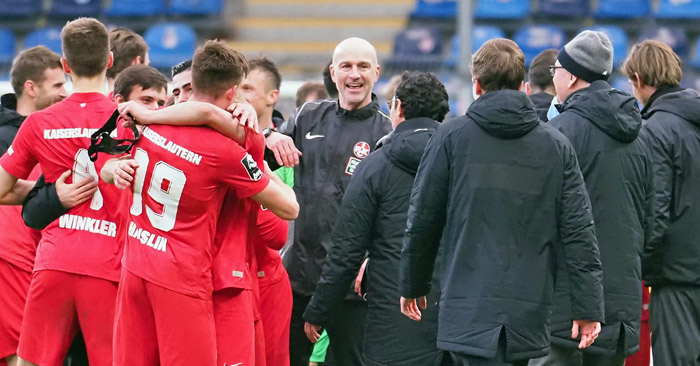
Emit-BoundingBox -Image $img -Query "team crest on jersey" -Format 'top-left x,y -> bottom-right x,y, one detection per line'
241,154 -> 262,181
353,141 -> 370,159
345,157 -> 361,176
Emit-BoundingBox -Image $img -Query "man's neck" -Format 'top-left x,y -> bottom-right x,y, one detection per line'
338,95 -> 372,111
189,94 -> 228,110
259,108 -> 273,129
71,74 -> 108,94
14,97 -> 35,117
107,77 -> 115,94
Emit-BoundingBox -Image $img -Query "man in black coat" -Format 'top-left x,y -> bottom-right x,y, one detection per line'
399,38 -> 605,366
526,48 -> 557,122
623,40 -> 700,366
303,71 -> 449,366
529,31 -> 654,366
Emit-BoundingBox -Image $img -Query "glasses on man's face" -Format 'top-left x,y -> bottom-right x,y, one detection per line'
549,65 -> 564,77
387,95 -> 398,110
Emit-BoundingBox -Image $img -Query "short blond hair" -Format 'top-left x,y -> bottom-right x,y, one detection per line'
471,38 -> 525,93
622,40 -> 681,88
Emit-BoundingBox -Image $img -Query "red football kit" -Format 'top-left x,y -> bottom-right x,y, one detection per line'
0,167 -> 41,360
0,92 -> 121,366
254,205 -> 293,366
113,123 -> 269,366
212,131 -> 267,366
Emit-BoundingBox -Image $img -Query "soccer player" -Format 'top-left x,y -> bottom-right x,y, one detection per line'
106,27 -> 149,95
171,59 -> 192,104
113,65 -> 166,108
0,18 -> 121,366
106,40 -> 298,366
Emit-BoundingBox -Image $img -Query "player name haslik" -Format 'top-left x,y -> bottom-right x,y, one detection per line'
141,127 -> 202,165
58,214 -> 117,237
128,222 -> 167,252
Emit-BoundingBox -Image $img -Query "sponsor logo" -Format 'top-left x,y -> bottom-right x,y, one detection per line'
305,132 -> 325,140
345,157 -> 361,175
241,154 -> 262,181
353,141 -> 370,159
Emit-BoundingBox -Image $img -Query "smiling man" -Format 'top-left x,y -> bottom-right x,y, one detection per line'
266,37 -> 392,366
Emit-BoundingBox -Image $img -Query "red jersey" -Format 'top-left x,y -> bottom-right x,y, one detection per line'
253,206 -> 288,287
212,132 -> 266,292
0,93 -> 123,281
0,166 -> 42,272
124,124 -> 269,299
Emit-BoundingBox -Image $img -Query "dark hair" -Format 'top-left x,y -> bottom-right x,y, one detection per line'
106,27 -> 149,79
192,40 -> 249,98
295,81 -> 329,107
10,46 -> 62,97
528,48 -> 558,92
114,65 -> 167,100
249,56 -> 281,91
322,59 -> 338,98
61,17 -> 110,77
471,38 -> 525,93
395,71 -> 449,122
171,59 -> 192,79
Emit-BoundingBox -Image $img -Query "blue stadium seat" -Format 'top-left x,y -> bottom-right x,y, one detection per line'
475,0 -> 530,19
104,0 -> 164,17
169,0 -> 223,15
446,26 -> 505,68
539,0 -> 589,17
656,0 -> 700,19
612,76 -> 634,95
513,25 -> 566,66
0,29 -> 15,66
639,25 -> 688,59
144,23 -> 197,69
411,0 -> 457,18
386,27 -> 444,72
50,0 -> 102,17
690,38 -> 700,69
680,70 -> 700,90
585,25 -> 628,67
593,0 -> 650,18
24,27 -> 63,55
0,0 -> 40,17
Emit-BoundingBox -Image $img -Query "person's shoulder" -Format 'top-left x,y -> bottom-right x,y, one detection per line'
295,99 -> 337,118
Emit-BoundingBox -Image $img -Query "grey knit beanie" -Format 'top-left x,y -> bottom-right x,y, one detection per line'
558,30 -> 613,83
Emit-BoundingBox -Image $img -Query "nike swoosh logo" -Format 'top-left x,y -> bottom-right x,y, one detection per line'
305,132 -> 325,140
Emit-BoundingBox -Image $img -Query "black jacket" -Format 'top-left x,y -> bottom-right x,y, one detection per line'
304,117 -> 443,366
399,90 -> 605,361
529,91 -> 554,122
548,80 -> 654,356
280,96 -> 392,296
640,87 -> 700,288
0,93 -> 23,155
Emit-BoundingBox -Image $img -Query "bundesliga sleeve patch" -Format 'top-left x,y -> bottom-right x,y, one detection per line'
241,153 -> 263,181
345,157 -> 361,175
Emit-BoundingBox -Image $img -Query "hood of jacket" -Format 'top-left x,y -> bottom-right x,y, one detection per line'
0,94 -> 24,129
644,88 -> 700,127
560,80 -> 641,142
384,117 -> 439,175
467,90 -> 540,139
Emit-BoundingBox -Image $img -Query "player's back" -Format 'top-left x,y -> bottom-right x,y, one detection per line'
125,124 -> 268,300
0,92 -> 123,281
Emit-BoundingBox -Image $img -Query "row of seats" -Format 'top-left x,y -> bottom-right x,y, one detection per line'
0,0 -> 222,18
0,22 -> 196,69
389,24 -> 700,69
412,0 -> 700,19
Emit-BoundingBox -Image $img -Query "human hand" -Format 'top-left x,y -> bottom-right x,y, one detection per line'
355,258 -> 369,297
572,320 -> 601,349
266,132 -> 301,167
118,101 -> 150,127
56,170 -> 98,209
400,296 -> 427,322
304,322 -> 322,343
110,159 -> 139,190
227,102 -> 259,133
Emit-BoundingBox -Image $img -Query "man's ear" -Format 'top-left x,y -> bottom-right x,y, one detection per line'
634,72 -> 645,89
114,94 -> 125,104
396,99 -> 404,119
131,56 -> 142,66
226,85 -> 238,103
23,80 -> 37,98
474,78 -> 484,97
61,57 -> 71,74
523,81 -> 530,94
268,89 -> 279,106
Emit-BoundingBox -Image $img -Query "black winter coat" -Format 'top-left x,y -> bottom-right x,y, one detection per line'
640,87 -> 700,288
0,94 -> 23,155
548,80 -> 654,356
529,91 -> 554,122
399,90 -> 605,361
280,96 -> 392,296
304,117 -> 443,366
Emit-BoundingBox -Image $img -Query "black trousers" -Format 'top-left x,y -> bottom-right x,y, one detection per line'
446,330 -> 529,366
289,292 -> 367,366
527,343 -> 626,366
650,285 -> 700,366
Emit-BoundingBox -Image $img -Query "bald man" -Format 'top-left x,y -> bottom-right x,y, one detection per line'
266,38 -> 392,365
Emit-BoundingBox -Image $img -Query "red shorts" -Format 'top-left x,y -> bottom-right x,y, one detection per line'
113,270 -> 216,366
0,258 -> 31,359
17,270 -> 117,366
259,275 -> 292,366
213,288 -> 256,366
